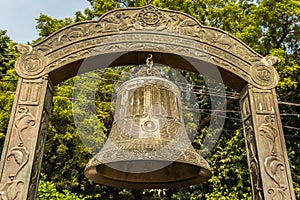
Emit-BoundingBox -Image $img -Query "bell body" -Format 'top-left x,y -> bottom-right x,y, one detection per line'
84,75 -> 212,189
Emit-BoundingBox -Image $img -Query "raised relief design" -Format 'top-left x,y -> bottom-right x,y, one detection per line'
241,96 -> 251,119
15,106 -> 36,146
200,28 -> 256,62
12,5 -> 266,85
138,5 -> 163,26
7,146 -> 29,179
259,115 -> 289,200
253,90 -> 275,114
0,179 -> 24,200
15,44 -> 47,78
19,81 -> 42,105
202,29 -> 235,49
32,5 -> 259,63
261,56 -> 281,67
41,5 -> 203,50
250,56 -> 280,89
0,106 -> 35,199
100,12 -> 134,32
259,116 -> 278,155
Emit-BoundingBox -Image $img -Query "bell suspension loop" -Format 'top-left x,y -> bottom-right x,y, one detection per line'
146,54 -> 154,76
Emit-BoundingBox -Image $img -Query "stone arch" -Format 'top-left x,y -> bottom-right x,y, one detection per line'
0,5 -> 295,200
15,5 -> 278,91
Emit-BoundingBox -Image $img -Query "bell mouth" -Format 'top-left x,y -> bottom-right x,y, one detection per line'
84,160 -> 212,189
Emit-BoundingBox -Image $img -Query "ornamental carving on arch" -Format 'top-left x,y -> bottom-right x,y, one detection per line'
14,5 -> 279,90
0,106 -> 36,200
250,56 -> 280,89
258,115 -> 289,200
33,5 -> 204,51
33,5 -> 259,61
14,44 -> 47,78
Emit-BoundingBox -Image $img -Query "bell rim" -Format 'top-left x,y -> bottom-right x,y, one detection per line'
84,162 -> 212,189
84,160 -> 212,189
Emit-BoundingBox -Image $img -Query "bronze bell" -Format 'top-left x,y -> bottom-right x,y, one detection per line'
84,61 -> 212,189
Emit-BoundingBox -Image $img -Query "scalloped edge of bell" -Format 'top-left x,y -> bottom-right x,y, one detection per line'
84,159 -> 212,189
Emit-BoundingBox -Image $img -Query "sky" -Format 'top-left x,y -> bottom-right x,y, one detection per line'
0,0 -> 91,43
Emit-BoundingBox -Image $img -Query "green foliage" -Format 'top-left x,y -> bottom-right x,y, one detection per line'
37,174 -> 83,200
0,30 -> 11,73
41,78 -> 96,196
0,30 -> 18,151
0,30 -> 19,74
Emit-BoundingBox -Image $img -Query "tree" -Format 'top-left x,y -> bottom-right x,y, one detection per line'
0,30 -> 18,151
37,174 -> 83,200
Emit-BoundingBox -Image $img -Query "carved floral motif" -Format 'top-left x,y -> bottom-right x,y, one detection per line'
7,146 -> 29,179
0,180 -> 24,200
15,106 -> 35,147
0,106 -> 35,199
259,115 -> 289,200
138,5 -> 163,26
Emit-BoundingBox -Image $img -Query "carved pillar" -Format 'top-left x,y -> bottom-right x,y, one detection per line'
240,85 -> 296,200
0,76 -> 53,200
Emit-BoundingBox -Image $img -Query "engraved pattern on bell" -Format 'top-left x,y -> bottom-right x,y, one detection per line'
110,76 -> 184,152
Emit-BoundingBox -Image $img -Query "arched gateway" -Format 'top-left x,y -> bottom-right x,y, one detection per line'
0,5 -> 296,200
